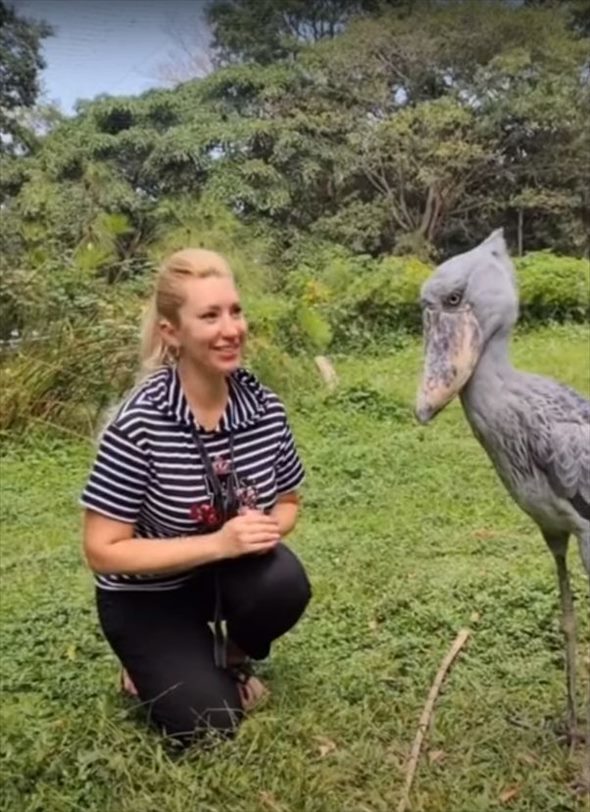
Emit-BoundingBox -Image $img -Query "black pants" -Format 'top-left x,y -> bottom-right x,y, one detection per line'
96,544 -> 311,745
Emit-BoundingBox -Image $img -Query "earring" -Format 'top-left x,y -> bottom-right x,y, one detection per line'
167,345 -> 180,363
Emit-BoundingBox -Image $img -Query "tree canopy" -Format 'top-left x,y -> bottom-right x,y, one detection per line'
205,0 -> 409,65
1,0 -> 588,432
1,0 -> 588,274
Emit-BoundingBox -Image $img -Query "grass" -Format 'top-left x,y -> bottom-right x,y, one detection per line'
1,323 -> 589,812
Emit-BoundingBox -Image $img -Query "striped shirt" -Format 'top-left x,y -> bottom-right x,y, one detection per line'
81,366 -> 305,591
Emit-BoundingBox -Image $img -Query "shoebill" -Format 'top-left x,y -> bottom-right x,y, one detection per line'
415,229 -> 589,738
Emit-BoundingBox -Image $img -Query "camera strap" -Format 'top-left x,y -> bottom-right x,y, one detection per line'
188,421 -> 237,670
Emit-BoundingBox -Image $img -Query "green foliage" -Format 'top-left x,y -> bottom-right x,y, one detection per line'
246,335 -> 317,402
350,97 -> 497,254
516,252 -> 590,323
0,0 -> 53,155
206,0 -> 371,66
0,282 -> 143,434
326,256 -> 431,348
3,0 -> 589,270
283,248 -> 431,350
282,247 -> 589,353
150,194 -> 276,296
296,305 -> 333,353
200,1 -> 587,255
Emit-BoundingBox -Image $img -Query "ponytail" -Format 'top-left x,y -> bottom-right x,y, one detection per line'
137,295 -> 175,383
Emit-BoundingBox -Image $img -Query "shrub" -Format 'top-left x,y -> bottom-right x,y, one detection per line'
0,296 -> 142,435
1,239 -> 587,435
302,249 -> 588,350
325,255 -> 432,349
516,252 -> 590,324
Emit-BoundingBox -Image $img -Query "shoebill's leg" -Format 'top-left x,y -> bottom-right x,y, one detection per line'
545,533 -> 578,740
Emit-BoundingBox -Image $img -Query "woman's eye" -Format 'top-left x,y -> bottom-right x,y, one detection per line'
446,292 -> 462,307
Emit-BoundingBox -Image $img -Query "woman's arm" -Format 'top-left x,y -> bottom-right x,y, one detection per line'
269,491 -> 300,537
83,510 -> 280,575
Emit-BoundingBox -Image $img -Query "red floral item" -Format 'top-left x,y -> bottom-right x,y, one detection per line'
189,455 -> 258,526
189,502 -> 220,526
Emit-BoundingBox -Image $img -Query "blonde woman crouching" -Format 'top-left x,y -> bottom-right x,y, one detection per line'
81,249 -> 311,746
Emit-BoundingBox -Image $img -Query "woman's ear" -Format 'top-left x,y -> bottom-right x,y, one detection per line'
159,318 -> 180,355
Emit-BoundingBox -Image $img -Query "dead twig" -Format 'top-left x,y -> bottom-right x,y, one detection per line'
397,628 -> 471,812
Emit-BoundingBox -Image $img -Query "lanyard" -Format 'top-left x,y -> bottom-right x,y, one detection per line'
188,420 -> 236,670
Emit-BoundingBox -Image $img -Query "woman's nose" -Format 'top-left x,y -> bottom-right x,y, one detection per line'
220,313 -> 240,337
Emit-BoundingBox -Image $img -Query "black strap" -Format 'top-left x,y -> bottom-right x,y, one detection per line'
212,571 -> 226,670
188,422 -> 224,498
188,421 -> 236,671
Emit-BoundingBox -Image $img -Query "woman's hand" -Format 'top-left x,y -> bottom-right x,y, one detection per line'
217,510 -> 280,559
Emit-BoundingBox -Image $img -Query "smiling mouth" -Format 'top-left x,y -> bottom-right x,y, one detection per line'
214,345 -> 240,355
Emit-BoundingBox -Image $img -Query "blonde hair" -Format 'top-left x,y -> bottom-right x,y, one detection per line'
139,248 -> 234,378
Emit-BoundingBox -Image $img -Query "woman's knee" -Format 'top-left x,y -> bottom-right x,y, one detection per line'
259,545 -> 312,616
147,682 -> 243,746
223,544 -> 311,615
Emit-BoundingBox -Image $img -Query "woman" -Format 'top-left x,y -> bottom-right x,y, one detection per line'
81,248 -> 311,746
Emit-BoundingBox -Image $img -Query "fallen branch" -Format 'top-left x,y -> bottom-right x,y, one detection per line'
397,628 -> 471,812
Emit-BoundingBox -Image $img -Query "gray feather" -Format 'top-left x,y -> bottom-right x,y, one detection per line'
524,379 -> 590,518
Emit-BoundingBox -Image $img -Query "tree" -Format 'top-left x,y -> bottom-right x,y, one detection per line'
2,0 -> 588,266
524,0 -> 590,36
0,0 -> 53,155
205,0 -> 408,66
197,2 -> 589,255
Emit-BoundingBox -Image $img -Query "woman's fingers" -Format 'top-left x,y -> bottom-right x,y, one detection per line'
236,515 -> 279,537
220,513 -> 280,559
244,529 -> 280,545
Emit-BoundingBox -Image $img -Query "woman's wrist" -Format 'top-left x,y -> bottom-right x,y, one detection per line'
198,529 -> 227,562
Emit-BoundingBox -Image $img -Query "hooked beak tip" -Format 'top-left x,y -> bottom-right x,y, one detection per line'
415,403 -> 435,425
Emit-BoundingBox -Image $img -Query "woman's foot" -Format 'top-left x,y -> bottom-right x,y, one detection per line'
120,668 -> 139,698
226,640 -> 269,713
236,673 -> 269,713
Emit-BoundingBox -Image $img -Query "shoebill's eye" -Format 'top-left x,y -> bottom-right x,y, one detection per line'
445,291 -> 462,308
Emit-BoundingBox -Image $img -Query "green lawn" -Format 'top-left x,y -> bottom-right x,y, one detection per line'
1,324 -> 589,812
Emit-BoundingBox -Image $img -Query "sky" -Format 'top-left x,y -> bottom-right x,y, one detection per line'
12,0 -> 211,114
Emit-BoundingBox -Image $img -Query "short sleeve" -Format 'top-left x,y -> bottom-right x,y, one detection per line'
275,420 -> 305,495
81,423 -> 149,523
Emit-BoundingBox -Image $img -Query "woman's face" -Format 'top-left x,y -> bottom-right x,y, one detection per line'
162,275 -> 247,375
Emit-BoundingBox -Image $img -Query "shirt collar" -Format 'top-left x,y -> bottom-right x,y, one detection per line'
141,365 -> 269,432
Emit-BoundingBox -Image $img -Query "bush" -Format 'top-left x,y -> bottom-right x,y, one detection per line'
516,252 -> 590,324
0,277 -> 317,436
294,248 -> 589,350
1,236 -> 587,436
315,255 -> 431,350
0,295 -> 142,436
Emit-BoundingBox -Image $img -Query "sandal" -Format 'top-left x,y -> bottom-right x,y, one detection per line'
229,661 -> 270,713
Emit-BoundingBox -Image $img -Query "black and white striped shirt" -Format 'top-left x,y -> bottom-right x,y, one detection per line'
81,366 -> 305,591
